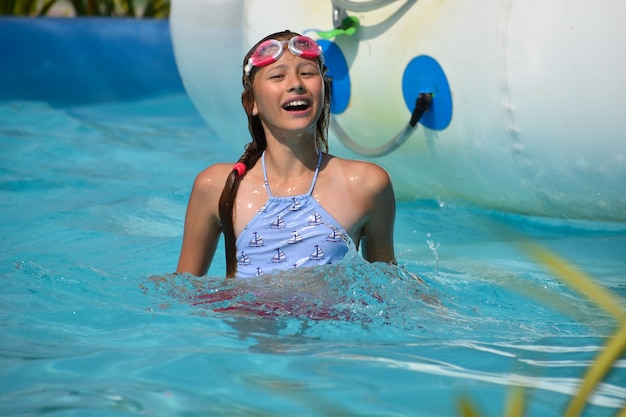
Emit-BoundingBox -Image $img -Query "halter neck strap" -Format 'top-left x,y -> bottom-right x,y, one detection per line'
261,151 -> 323,197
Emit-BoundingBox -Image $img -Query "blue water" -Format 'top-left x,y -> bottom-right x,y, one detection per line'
1,92 -> 625,416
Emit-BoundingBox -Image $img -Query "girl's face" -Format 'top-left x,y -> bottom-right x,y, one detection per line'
251,51 -> 324,139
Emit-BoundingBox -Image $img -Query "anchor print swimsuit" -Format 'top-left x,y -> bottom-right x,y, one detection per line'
235,151 -> 354,277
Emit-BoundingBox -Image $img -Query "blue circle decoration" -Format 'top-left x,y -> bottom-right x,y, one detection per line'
318,40 -> 350,115
402,55 -> 453,130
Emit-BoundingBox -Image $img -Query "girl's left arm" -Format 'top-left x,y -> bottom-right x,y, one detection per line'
361,165 -> 397,264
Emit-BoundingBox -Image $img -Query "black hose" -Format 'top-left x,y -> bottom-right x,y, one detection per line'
410,92 -> 433,127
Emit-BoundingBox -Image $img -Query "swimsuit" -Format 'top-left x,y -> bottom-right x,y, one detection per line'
235,152 -> 354,277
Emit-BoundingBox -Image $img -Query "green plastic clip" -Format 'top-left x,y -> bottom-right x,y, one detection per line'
316,16 -> 360,39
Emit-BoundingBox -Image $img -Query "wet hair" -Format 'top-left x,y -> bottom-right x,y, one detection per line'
218,30 -> 331,277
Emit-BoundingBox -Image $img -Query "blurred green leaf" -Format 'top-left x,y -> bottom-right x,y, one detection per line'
1,0 -> 170,17
565,322 -> 626,417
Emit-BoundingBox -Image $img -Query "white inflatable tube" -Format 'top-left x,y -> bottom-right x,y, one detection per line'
170,0 -> 626,222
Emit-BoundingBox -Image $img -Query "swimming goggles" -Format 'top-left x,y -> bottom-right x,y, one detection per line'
244,35 -> 323,75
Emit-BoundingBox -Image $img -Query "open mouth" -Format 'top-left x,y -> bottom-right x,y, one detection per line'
282,100 -> 311,112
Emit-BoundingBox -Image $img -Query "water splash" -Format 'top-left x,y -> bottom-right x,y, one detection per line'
143,250 -> 441,333
426,232 -> 441,274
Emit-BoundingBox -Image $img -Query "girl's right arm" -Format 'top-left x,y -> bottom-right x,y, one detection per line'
176,165 -> 229,276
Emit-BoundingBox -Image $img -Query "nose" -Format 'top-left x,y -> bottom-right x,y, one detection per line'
287,75 -> 306,93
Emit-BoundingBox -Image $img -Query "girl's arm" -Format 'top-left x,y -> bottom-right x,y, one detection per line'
360,165 -> 397,264
176,165 -> 228,276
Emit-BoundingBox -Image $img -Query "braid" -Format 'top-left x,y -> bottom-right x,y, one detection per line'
218,145 -> 263,278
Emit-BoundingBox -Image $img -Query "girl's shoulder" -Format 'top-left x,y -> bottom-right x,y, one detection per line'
325,154 -> 392,190
197,162 -> 235,177
192,163 -> 237,194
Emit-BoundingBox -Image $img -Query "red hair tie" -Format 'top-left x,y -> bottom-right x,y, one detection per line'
232,162 -> 246,177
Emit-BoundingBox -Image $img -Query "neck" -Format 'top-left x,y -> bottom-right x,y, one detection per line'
263,143 -> 319,181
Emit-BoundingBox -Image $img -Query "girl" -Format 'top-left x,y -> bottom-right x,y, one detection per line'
177,30 -> 396,278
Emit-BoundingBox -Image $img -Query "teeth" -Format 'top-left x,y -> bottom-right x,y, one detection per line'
285,100 -> 308,108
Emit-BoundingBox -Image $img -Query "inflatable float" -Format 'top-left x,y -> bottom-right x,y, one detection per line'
169,0 -> 626,222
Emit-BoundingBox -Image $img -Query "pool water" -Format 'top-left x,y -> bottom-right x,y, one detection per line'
1,92 -> 625,416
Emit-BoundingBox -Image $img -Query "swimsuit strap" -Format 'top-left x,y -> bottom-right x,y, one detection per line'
308,151 -> 323,195
261,151 -> 323,197
261,151 -> 272,196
